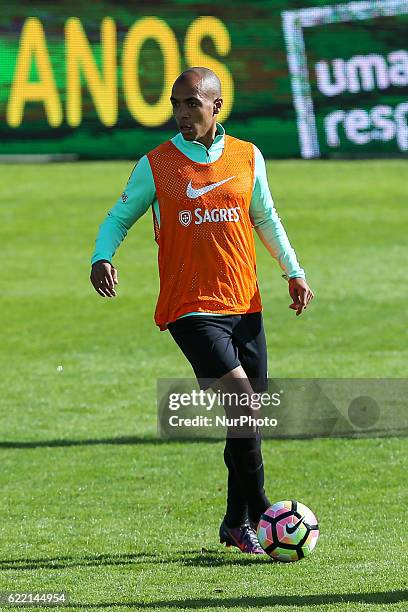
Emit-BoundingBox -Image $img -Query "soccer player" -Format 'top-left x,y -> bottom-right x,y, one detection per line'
90,67 -> 314,554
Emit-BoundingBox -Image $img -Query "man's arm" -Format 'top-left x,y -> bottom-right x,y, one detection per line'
249,145 -> 314,315
91,155 -> 156,265
90,155 -> 156,297
250,145 -> 305,278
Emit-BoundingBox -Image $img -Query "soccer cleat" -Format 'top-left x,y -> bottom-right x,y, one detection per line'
219,520 -> 266,554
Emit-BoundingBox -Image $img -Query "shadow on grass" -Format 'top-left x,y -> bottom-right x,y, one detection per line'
2,554 -> 406,607
3,433 -> 406,449
62,590 -> 408,609
0,550 -> 268,571
0,436 -> 222,449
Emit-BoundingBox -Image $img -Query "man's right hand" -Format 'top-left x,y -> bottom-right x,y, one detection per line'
90,260 -> 118,297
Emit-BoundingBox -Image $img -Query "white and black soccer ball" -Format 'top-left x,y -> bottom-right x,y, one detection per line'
257,500 -> 319,562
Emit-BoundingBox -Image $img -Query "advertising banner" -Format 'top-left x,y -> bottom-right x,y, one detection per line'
1,0 -> 407,158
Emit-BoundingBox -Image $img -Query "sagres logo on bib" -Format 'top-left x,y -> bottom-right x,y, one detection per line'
178,206 -> 241,226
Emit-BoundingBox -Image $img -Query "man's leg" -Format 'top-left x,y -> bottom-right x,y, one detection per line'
214,366 -> 271,526
225,433 -> 269,526
230,312 -> 271,526
223,442 -> 248,527
167,314 -> 267,553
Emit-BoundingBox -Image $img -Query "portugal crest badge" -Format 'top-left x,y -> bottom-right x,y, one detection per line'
179,210 -> 192,227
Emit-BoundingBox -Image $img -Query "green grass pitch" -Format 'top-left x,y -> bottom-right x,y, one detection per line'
1,159 -> 407,611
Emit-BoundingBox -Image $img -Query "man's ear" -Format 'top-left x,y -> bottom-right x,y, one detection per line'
213,97 -> 223,115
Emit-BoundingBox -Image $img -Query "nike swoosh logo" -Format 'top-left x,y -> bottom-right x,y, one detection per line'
286,517 -> 304,534
186,176 -> 235,199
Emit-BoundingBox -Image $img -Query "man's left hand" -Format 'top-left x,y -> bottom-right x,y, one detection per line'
288,277 -> 314,316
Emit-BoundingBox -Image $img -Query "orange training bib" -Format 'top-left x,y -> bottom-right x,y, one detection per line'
147,135 -> 262,330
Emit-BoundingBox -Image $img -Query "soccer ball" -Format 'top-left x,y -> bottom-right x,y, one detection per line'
257,500 -> 319,562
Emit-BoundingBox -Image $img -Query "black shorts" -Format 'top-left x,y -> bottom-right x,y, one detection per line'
167,312 -> 268,392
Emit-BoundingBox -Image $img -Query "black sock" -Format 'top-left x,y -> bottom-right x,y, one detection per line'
223,444 -> 248,528
247,459 -> 270,524
225,434 -> 271,525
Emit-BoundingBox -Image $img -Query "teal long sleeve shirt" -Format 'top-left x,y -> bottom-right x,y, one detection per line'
91,123 -> 305,318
